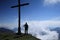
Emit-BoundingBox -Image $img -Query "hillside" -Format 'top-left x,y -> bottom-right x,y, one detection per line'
0,28 -> 40,40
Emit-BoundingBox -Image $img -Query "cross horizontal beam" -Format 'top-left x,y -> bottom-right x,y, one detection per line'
11,3 -> 29,8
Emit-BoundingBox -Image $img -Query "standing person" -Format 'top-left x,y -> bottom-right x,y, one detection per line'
24,22 -> 28,34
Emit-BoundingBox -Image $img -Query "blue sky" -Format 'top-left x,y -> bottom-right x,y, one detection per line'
0,0 -> 60,28
0,0 -> 60,23
21,0 -> 60,21
0,0 -> 60,40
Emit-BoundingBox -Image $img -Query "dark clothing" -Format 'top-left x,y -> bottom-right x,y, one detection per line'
24,23 -> 28,34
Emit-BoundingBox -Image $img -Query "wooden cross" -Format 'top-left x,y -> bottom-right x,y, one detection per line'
11,0 -> 29,35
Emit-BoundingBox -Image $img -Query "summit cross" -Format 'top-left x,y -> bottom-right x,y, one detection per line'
11,0 -> 29,35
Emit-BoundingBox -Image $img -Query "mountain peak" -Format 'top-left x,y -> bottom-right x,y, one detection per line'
0,28 -> 40,40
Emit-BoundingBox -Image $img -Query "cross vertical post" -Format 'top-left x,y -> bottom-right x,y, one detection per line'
18,0 -> 21,35
11,0 -> 29,35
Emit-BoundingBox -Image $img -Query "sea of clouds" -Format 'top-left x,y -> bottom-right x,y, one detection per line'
21,20 -> 59,40
0,18 -> 60,40
0,20 -> 59,40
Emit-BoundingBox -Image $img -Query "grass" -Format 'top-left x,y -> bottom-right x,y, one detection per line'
0,33 -> 40,40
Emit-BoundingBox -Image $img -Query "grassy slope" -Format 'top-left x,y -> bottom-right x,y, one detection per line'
0,33 -> 40,40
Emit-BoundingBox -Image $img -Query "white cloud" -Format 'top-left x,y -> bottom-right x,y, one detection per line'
36,31 -> 58,40
21,20 -> 59,40
44,0 -> 60,6
0,17 -> 60,40
25,20 -> 60,28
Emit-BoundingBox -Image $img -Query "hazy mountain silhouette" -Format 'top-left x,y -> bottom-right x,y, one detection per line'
50,27 -> 60,40
0,28 -> 14,33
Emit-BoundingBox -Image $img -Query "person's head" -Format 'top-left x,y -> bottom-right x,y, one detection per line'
26,22 -> 27,24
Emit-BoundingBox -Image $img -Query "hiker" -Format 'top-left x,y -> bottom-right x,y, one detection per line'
24,22 -> 28,34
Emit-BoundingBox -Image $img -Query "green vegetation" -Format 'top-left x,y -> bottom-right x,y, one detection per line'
0,33 -> 40,40
0,28 -> 40,40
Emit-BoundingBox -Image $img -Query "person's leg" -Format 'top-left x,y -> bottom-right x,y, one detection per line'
26,29 -> 28,34
25,28 -> 26,34
25,27 -> 27,34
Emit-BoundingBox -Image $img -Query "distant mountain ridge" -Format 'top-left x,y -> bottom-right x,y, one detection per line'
50,27 -> 60,40
0,28 -> 13,32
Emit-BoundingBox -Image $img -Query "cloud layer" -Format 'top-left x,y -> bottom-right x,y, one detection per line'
0,17 -> 60,40
44,0 -> 60,6
21,20 -> 59,40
